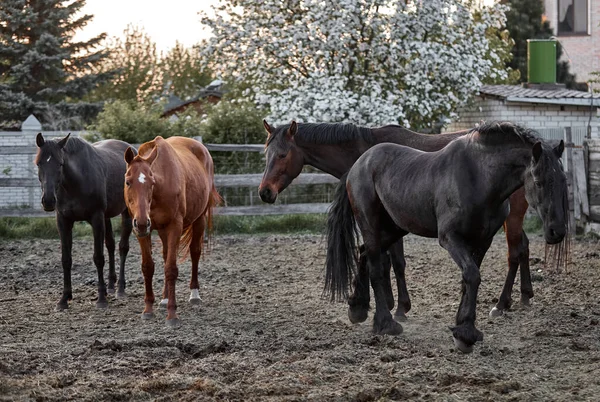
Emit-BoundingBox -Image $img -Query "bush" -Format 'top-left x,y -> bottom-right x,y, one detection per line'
88,100 -> 204,144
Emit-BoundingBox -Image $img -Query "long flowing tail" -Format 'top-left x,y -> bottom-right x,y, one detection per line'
205,183 -> 223,250
324,172 -> 359,302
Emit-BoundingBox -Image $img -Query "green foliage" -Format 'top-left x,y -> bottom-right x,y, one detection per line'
0,217 -> 95,240
161,42 -> 213,100
86,25 -> 162,105
199,100 -> 268,174
481,24 -> 520,84
503,0 -> 577,87
0,0 -> 115,130
89,100 -> 204,144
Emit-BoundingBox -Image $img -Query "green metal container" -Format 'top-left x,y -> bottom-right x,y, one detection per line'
527,39 -> 556,84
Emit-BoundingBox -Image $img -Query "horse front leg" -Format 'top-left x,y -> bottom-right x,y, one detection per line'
90,213 -> 108,308
439,233 -> 486,353
104,217 -> 117,295
56,216 -> 74,311
117,209 -> 132,298
162,224 -> 182,327
138,235 -> 155,319
388,239 -> 411,321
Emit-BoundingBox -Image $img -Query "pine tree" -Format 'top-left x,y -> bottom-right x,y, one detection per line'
503,0 -> 577,87
0,0 -> 114,130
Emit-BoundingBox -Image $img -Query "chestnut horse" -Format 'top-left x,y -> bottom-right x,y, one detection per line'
259,120 -> 554,320
325,122 -> 568,352
124,136 -> 221,327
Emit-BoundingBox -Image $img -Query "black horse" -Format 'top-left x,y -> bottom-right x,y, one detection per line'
325,122 -> 568,353
35,133 -> 135,310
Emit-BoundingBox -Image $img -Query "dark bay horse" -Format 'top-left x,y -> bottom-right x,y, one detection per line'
124,136 -> 221,327
35,134 -> 134,310
258,121 -> 541,320
325,122 -> 568,352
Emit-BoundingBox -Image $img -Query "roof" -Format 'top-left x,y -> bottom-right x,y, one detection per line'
478,85 -> 600,107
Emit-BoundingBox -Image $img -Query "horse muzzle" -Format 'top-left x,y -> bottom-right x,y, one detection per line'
544,224 -> 566,245
133,218 -> 152,237
259,186 -> 278,204
41,195 -> 56,212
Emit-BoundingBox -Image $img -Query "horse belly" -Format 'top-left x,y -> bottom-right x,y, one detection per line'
388,208 -> 438,238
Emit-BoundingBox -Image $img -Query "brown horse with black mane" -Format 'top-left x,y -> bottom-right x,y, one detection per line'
124,136 -> 221,327
259,120 -> 566,322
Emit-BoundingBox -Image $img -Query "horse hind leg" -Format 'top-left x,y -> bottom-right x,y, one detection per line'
188,217 -> 206,306
91,213 -> 108,309
348,246 -> 370,324
491,228 -> 528,317
518,231 -> 533,306
159,241 -> 169,308
116,209 -> 132,298
104,217 -> 117,295
388,239 -> 411,321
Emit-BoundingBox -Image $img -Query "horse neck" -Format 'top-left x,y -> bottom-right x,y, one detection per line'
471,144 -> 532,203
58,147 -> 100,195
373,126 -> 468,152
298,139 -> 369,179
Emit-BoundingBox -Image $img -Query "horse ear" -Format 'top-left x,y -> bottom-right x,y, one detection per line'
532,142 -> 543,163
124,147 -> 135,164
554,140 -> 565,158
289,120 -> 297,138
263,119 -> 272,136
57,133 -> 71,149
144,145 -> 159,165
36,133 -> 45,147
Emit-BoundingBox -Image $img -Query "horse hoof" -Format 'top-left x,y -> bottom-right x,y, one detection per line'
159,298 -> 168,308
189,297 -> 201,306
107,288 -> 116,295
116,291 -> 127,299
375,320 -> 403,336
348,306 -> 368,324
489,307 -> 504,318
394,310 -> 408,322
166,317 -> 182,328
453,337 -> 474,353
141,312 -> 155,320
520,297 -> 531,307
55,303 -> 69,312
96,301 -> 109,309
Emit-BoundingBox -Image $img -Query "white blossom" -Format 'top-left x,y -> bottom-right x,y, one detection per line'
200,0 -> 507,128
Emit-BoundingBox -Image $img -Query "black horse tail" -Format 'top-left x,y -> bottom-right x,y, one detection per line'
324,172 -> 359,302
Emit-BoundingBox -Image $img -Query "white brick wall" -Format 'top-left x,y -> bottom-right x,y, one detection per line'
445,97 -> 600,137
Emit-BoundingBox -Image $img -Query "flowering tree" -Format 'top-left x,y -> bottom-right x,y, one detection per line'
200,0 -> 509,129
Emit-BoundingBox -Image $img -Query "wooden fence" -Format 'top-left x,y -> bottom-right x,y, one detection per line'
0,140 -> 337,217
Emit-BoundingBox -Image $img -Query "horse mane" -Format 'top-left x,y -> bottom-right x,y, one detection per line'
471,121 -> 540,147
268,122 -> 375,146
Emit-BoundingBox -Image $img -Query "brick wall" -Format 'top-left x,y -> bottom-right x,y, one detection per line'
0,131 -> 77,209
544,0 -> 600,82
445,97 -> 600,137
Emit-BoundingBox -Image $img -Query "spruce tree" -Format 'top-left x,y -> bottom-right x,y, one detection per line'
0,0 -> 114,130
503,0 -> 577,87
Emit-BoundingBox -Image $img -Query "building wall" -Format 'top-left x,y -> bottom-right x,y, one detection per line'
544,0 -> 600,82
445,96 -> 599,137
0,131 -> 76,209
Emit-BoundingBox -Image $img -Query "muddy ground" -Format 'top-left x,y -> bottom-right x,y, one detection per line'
0,232 -> 599,401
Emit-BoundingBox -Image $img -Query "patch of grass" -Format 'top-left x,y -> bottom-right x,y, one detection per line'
213,214 -> 326,235
0,214 -> 327,239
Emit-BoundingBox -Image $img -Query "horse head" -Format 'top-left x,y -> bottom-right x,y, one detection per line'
35,133 -> 70,211
124,145 -> 158,237
258,120 -> 304,204
524,139 -> 568,244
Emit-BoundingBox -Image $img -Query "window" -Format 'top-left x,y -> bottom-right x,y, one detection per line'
557,0 -> 588,35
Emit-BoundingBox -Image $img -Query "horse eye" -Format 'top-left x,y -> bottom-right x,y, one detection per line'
534,181 -> 542,188
278,153 -> 287,159
125,181 -> 130,187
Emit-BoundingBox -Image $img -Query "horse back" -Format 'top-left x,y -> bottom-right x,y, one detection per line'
373,125 -> 468,152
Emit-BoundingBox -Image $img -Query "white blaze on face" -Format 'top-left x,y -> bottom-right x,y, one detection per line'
138,172 -> 146,184
46,156 -> 51,162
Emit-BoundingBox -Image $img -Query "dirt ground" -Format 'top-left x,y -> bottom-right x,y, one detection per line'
0,232 -> 599,401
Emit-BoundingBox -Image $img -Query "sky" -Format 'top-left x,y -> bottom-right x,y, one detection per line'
74,0 -> 220,53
